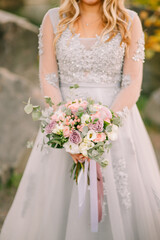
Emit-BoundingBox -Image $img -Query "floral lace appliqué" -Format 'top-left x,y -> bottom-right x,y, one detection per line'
113,158 -> 131,209
116,106 -> 129,123
132,32 -> 145,63
121,74 -> 131,88
38,24 -> 43,56
45,73 -> 58,88
56,27 -> 125,87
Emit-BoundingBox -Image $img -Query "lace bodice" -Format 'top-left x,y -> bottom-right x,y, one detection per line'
38,7 -> 145,113
56,27 -> 125,87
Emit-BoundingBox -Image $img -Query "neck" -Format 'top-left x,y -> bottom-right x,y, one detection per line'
79,1 -> 102,17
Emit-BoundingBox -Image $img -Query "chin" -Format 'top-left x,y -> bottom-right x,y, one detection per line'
80,0 -> 101,6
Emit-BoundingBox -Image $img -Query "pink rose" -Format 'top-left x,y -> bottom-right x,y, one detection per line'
89,119 -> 104,132
68,103 -> 80,114
93,133 -> 106,142
45,120 -> 56,134
69,130 -> 82,144
99,107 -> 112,119
91,112 -> 101,120
63,126 -> 71,138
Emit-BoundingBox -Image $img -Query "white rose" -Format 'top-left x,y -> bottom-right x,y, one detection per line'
81,113 -> 90,124
86,141 -> 94,149
79,142 -> 88,151
107,132 -> 118,141
107,124 -> 119,141
86,130 -> 97,141
79,141 -> 94,156
52,124 -> 64,134
112,124 -> 119,132
63,141 -> 80,154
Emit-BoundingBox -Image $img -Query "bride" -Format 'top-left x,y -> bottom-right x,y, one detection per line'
1,0 -> 160,239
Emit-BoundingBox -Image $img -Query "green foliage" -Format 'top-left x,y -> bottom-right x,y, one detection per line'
23,97 -> 42,121
44,96 -> 54,107
6,173 -> 22,189
69,84 -> 80,89
131,0 -> 160,58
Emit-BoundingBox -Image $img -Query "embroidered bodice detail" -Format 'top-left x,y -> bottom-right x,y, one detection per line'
56,27 -> 126,88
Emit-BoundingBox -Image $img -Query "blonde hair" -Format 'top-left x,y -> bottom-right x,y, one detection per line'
53,0 -> 132,50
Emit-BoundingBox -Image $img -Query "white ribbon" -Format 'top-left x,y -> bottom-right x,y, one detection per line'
78,159 -> 98,232
90,159 -> 98,232
78,160 -> 89,215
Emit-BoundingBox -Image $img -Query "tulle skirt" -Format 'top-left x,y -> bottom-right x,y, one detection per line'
0,85 -> 160,240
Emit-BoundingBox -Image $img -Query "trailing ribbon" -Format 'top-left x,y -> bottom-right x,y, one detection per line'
90,159 -> 98,232
78,159 -> 99,232
78,160 -> 89,215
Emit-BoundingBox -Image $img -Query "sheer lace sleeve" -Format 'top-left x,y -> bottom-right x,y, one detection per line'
110,12 -> 145,116
38,9 -> 63,110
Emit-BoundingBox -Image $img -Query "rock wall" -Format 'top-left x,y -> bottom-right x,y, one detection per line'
0,10 -> 39,83
0,10 -> 44,184
0,0 -> 24,10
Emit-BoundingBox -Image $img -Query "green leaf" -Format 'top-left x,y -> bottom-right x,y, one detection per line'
82,126 -> 88,136
100,160 -> 108,168
65,108 -> 72,116
69,84 -> 79,89
78,106 -> 84,112
44,96 -> 54,107
93,118 -> 99,124
112,117 -> 121,126
104,121 -> 110,129
57,101 -> 66,106
86,97 -> 95,105
105,125 -> 112,132
32,110 -> 42,121
24,103 -> 33,114
26,140 -> 34,148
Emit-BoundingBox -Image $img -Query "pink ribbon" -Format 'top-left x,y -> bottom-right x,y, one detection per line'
78,159 -> 104,232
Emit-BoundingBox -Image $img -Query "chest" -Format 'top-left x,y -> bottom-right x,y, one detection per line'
56,26 -> 126,75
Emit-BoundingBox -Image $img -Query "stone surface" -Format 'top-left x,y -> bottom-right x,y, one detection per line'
0,0 -> 24,10
144,88 -> 160,126
0,67 -> 44,184
0,10 -> 39,83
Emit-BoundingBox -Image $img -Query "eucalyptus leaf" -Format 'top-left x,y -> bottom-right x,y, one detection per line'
69,84 -> 79,89
65,108 -> 72,116
44,96 -> 54,107
87,97 -> 95,105
105,125 -> 112,132
100,160 -> 108,168
82,126 -> 88,136
24,103 -> 33,114
57,101 -> 66,106
112,117 -> 121,126
32,110 -> 42,121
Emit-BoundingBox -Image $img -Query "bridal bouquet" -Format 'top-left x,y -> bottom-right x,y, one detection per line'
24,95 -> 122,183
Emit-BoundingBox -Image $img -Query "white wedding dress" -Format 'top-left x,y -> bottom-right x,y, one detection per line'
1,7 -> 160,240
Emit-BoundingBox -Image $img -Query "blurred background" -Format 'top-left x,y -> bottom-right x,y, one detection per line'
0,0 -> 160,230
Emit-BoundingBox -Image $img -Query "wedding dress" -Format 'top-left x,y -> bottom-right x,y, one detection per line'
1,6 -> 160,240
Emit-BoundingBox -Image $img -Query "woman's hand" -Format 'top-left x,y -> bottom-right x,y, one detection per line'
69,153 -> 90,164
